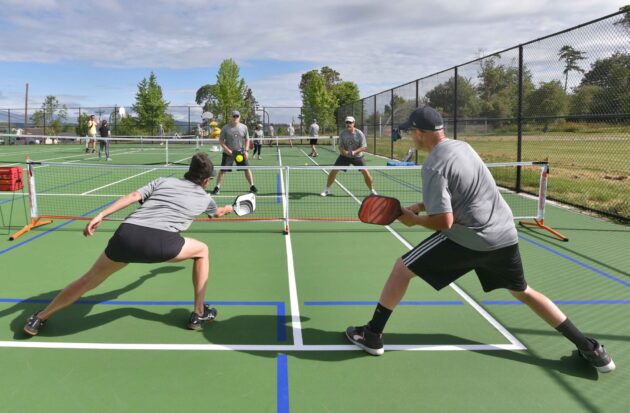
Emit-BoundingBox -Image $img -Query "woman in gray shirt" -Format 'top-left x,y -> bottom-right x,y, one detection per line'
24,153 -> 233,335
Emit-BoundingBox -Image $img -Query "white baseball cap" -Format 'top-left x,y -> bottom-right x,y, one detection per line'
345,116 -> 355,123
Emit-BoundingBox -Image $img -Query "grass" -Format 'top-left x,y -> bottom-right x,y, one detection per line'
366,131 -> 630,221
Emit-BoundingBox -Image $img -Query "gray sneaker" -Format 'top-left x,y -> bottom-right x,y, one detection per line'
579,338 -> 615,373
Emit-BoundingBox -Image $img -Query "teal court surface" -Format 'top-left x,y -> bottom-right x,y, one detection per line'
0,140 -> 629,412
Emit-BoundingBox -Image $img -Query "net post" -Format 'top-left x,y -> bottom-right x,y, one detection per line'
518,161 -> 568,241
283,166 -> 290,235
9,158 -> 53,240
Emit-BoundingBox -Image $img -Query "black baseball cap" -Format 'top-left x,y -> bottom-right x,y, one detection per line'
398,106 -> 444,131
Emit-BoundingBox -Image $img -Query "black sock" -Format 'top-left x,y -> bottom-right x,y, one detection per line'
555,318 -> 594,351
367,303 -> 393,334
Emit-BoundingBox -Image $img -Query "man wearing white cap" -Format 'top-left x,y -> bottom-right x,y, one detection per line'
320,115 -> 375,196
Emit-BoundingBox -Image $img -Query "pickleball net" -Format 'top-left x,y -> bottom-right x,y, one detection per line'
9,160 -> 565,240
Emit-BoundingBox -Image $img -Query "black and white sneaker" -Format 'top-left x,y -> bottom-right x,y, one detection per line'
210,186 -> 220,195
346,325 -> 384,356
187,305 -> 218,330
579,338 -> 615,373
250,185 -> 258,194
24,312 -> 46,336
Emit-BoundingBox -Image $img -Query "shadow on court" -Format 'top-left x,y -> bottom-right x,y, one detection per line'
1,265 -> 183,339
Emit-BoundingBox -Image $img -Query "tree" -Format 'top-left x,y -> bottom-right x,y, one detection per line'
525,80 -> 568,130
300,71 -> 336,131
331,81 -> 360,109
132,72 -> 174,135
558,45 -> 586,92
75,112 -> 90,136
476,55 -> 534,119
31,96 -> 68,135
299,67 -> 360,131
614,5 -> 630,32
569,84 -> 601,117
195,59 -> 252,126
425,76 -> 480,117
580,52 -> 630,115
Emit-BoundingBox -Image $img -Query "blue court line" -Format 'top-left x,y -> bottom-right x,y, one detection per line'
0,200 -> 115,256
484,300 -> 630,305
277,354 -> 290,413
0,298 -> 287,341
375,170 -> 422,192
304,301 -> 464,306
518,234 -> 630,288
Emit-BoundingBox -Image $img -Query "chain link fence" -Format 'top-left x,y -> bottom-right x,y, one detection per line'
0,105 -> 206,137
337,10 -> 630,222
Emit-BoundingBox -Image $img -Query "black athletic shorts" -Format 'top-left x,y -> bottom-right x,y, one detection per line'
309,138 -> 318,145
401,232 -> 527,292
105,223 -> 185,263
221,151 -> 249,171
334,155 -> 366,167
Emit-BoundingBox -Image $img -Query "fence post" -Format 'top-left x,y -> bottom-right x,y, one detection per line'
113,105 -> 117,135
516,45 -> 524,192
415,79 -> 419,163
453,67 -> 458,140
390,89 -> 394,159
373,97 -> 377,156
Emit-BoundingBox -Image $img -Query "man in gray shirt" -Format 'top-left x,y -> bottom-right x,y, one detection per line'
346,106 -> 614,373
309,118 -> 320,157
320,115 -> 376,196
211,110 -> 257,195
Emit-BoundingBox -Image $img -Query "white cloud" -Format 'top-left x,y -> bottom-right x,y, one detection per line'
0,0 -> 625,105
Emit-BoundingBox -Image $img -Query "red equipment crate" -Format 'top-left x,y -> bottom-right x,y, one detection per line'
0,167 -> 24,192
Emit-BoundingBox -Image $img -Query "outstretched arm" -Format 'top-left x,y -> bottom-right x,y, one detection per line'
84,192 -> 142,236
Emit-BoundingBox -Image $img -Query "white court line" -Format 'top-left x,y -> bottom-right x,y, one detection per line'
0,342 -> 520,351
277,147 -> 304,346
80,154 -> 193,195
300,148 -> 526,351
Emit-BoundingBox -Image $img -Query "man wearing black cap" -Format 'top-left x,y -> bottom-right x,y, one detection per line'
345,106 -> 615,373
211,110 -> 257,195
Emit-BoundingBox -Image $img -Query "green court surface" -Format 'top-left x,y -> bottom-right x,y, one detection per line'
0,142 -> 629,412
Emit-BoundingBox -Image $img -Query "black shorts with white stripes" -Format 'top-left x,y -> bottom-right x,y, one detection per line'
401,232 -> 527,292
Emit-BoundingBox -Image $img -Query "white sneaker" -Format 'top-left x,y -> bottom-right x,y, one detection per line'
320,188 -> 330,197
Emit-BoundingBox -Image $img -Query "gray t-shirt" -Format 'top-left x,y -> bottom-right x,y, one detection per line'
124,177 -> 218,232
339,128 -> 367,158
219,123 -> 249,151
422,139 -> 517,251
309,123 -> 319,137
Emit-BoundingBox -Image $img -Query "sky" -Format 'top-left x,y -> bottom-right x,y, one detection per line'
0,0 -> 625,113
